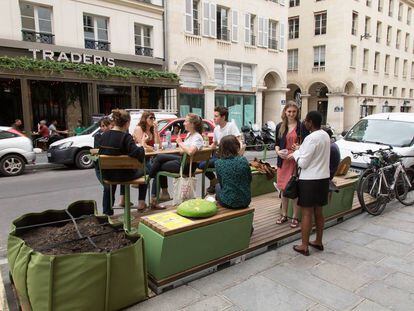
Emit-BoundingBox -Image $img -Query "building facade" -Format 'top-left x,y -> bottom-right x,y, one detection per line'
165,0 -> 288,128
0,0 -> 177,134
287,0 -> 414,132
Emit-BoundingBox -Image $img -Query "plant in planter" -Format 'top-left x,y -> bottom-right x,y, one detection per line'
7,200 -> 148,311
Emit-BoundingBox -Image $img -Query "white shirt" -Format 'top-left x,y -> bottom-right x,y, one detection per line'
184,132 -> 204,150
293,129 -> 330,180
213,121 -> 240,144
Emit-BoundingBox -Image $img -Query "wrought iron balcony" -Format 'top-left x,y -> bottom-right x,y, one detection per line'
135,46 -> 153,57
217,28 -> 230,41
268,38 -> 278,50
84,39 -> 110,51
22,30 -> 54,44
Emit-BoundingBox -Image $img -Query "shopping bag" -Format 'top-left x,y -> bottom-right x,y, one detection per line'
172,159 -> 197,205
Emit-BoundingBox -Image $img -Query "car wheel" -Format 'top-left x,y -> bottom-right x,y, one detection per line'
75,149 -> 93,169
0,154 -> 26,176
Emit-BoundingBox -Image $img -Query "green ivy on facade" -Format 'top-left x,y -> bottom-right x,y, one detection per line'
0,56 -> 179,82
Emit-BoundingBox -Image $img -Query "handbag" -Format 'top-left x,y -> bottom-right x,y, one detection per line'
172,159 -> 197,205
284,163 -> 301,199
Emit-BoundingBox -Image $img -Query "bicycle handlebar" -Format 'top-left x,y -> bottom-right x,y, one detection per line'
351,146 -> 393,158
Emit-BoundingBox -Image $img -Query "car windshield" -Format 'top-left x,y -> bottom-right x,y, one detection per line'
345,119 -> 414,147
81,122 -> 99,135
157,120 -> 168,132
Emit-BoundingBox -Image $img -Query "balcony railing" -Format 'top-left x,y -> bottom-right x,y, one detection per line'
268,38 -> 278,50
22,30 -> 54,44
247,34 -> 256,46
217,28 -> 230,41
312,66 -> 325,72
84,39 -> 110,51
193,22 -> 201,36
135,46 -> 153,57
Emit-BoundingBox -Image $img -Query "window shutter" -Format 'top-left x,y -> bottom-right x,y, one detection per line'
279,22 -> 285,50
264,18 -> 269,48
210,3 -> 217,38
232,10 -> 238,42
203,2 -> 210,36
185,0 -> 193,33
258,17 -> 264,46
244,13 -> 251,44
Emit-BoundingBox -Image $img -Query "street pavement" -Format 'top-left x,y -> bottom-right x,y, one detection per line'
1,153 -> 414,310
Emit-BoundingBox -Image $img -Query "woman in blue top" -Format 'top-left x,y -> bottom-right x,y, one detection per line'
215,135 -> 252,209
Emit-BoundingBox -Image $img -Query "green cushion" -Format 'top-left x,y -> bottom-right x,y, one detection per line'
177,199 -> 218,218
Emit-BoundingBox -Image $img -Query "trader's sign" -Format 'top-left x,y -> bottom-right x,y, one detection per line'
28,49 -> 115,67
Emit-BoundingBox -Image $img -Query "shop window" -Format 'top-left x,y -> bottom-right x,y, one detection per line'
360,105 -> 374,118
98,85 -> 131,115
215,93 -> 255,128
0,79 -> 23,127
83,14 -> 110,51
179,92 -> 205,118
19,2 -> 54,44
134,24 -> 153,57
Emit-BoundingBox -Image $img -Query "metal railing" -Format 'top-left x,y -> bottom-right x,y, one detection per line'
84,39 -> 110,51
217,28 -> 230,41
22,30 -> 54,44
193,22 -> 201,36
268,38 -> 278,50
135,46 -> 153,57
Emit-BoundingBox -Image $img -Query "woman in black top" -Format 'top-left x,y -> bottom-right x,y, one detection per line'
99,109 -> 147,214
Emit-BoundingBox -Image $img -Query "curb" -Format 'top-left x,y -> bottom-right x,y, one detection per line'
26,163 -> 64,171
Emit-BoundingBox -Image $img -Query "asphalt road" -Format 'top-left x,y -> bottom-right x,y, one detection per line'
0,151 -> 276,258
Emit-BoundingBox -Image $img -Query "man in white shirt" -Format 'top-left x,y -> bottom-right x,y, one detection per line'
287,111 -> 330,256
199,106 -> 241,194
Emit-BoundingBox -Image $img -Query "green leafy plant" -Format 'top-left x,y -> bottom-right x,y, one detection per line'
0,56 -> 179,82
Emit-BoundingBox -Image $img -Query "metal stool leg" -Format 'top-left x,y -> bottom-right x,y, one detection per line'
124,185 -> 131,232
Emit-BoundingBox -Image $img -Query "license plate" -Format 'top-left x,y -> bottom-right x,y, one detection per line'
348,167 -> 363,175
47,153 -> 51,157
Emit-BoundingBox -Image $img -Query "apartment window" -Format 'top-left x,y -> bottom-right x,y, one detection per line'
393,87 -> 397,97
217,6 -> 229,41
410,89 -> 414,98
350,45 -> 357,67
402,88 -> 406,97
313,45 -> 326,68
83,14 -> 109,51
388,0 -> 394,17
289,0 -> 300,7
244,13 -> 256,45
411,62 -> 414,78
378,0 -> 383,12
376,21 -> 381,43
19,2 -> 53,44
385,54 -> 390,73
374,52 -> 380,72
363,49 -> 369,70
352,12 -> 358,36
396,29 -> 401,49
314,11 -> 327,35
405,33 -> 410,51
373,84 -> 378,95
383,86 -> 388,96
386,26 -> 392,46
394,57 -> 399,76
364,16 -> 371,35
398,2 -> 403,21
134,24 -> 152,57
408,8 -> 412,25
361,83 -> 367,95
366,0 -> 371,7
288,49 -> 299,71
185,0 -> 200,35
268,20 -> 278,49
288,17 -> 299,39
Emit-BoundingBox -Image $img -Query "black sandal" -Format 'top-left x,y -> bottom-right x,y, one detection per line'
276,215 -> 288,224
293,245 -> 310,256
309,241 -> 324,251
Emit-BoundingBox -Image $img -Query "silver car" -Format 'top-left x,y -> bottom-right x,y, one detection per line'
0,126 -> 36,176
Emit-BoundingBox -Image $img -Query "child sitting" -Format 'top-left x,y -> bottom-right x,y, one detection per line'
215,135 -> 252,209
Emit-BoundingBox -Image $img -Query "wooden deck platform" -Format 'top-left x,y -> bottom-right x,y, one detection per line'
110,190 -> 369,293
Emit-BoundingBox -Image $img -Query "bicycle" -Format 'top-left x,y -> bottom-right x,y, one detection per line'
356,150 -> 414,215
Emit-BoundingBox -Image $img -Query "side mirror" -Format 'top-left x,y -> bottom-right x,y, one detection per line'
341,130 -> 348,137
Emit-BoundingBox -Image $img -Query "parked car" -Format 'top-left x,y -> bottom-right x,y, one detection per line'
47,110 -> 177,169
157,118 -> 215,144
0,126 -> 36,176
336,113 -> 414,174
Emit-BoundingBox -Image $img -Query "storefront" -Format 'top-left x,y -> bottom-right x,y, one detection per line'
215,92 -> 255,128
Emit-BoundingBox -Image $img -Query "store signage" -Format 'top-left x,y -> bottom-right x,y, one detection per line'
28,49 -> 115,67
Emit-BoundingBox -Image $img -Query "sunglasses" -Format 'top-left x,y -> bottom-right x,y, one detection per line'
149,116 -> 156,120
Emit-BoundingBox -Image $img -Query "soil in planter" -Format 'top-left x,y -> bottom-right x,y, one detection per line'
17,216 -> 133,255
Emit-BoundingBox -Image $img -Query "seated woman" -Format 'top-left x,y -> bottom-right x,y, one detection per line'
149,113 -> 204,208
215,135 -> 252,209
99,109 -> 147,213
133,111 -> 161,151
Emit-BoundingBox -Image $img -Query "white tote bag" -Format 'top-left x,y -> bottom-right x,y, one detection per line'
172,159 -> 197,205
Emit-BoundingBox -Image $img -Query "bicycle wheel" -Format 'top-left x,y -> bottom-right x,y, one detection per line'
357,168 -> 373,208
359,172 -> 388,216
395,167 -> 414,206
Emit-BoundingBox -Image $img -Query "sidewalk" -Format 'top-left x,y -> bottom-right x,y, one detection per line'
129,200 -> 414,311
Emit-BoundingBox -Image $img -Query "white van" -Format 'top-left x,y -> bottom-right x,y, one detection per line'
47,109 -> 177,169
336,113 -> 414,174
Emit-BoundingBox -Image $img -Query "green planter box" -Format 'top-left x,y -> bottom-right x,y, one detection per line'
7,201 -> 148,311
251,170 -> 277,197
287,179 -> 357,219
138,211 -> 253,281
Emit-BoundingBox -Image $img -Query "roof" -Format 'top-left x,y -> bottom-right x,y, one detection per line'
364,113 -> 414,122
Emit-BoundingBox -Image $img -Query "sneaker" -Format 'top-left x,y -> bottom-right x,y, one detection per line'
206,184 -> 216,194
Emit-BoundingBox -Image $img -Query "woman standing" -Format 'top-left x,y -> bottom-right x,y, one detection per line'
133,111 -> 161,151
275,101 -> 308,228
149,113 -> 204,208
